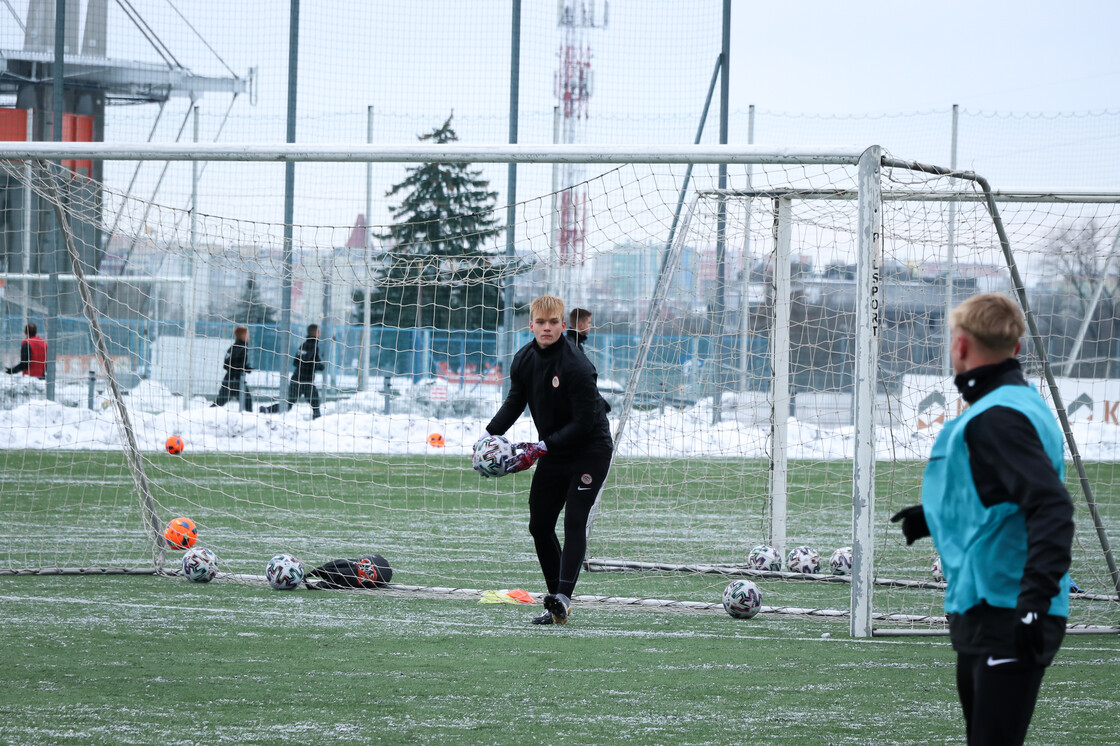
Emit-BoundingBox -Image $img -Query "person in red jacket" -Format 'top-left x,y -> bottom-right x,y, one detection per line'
5,323 -> 46,378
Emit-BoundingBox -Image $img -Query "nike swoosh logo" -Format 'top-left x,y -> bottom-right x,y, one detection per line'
986,656 -> 1018,667
577,486 -> 592,491
1021,612 -> 1037,624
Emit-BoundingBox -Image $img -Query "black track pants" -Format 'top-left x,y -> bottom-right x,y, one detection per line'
956,652 -> 1048,746
526,452 -> 611,598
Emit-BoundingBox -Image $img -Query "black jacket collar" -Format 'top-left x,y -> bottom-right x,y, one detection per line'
954,357 -> 1026,404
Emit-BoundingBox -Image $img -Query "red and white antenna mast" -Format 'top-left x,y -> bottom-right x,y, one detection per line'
554,0 -> 607,291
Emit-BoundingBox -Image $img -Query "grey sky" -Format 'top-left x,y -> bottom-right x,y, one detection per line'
4,1 -> 1120,229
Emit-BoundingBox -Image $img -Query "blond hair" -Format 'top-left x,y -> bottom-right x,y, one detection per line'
949,293 -> 1024,354
530,295 -> 565,320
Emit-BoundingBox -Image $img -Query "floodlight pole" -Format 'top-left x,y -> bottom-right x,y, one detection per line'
711,0 -> 731,424
46,0 -> 65,402
279,0 -> 299,412
501,0 -> 521,396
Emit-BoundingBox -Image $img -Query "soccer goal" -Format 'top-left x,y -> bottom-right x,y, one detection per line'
0,142 -> 1117,638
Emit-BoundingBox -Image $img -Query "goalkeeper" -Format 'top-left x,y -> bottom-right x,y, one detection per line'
481,295 -> 613,626
891,293 -> 1073,746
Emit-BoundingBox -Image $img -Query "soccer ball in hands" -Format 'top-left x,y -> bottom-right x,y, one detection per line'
722,579 -> 763,619
472,434 -> 513,478
829,546 -> 853,576
164,517 -> 198,550
166,435 -> 184,455
746,544 -> 782,572
181,547 -> 218,583
266,553 -> 305,590
787,545 -> 820,574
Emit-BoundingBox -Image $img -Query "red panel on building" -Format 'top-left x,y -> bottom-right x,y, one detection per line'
0,108 -> 29,142
62,113 -> 94,177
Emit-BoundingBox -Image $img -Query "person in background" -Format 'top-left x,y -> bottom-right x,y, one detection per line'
4,322 -> 46,378
567,307 -> 592,351
261,324 -> 325,419
213,326 -> 253,411
891,293 -> 1073,746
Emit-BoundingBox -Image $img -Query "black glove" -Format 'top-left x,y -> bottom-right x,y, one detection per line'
890,505 -> 930,545
3,367 -> 12,374
1014,609 -> 1045,662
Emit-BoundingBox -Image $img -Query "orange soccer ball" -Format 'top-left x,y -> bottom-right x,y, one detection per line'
166,436 -> 184,455
427,432 -> 446,448
164,517 -> 198,550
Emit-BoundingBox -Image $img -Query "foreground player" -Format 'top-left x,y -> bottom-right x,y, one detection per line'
481,295 -> 612,625
892,293 -> 1073,746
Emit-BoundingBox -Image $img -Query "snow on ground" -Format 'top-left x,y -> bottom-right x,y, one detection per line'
1,373 -> 1118,461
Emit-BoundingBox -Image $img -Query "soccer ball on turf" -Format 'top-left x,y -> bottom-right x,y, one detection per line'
746,544 -> 782,572
181,547 -> 218,583
787,545 -> 820,574
164,517 -> 198,550
166,435 -> 184,455
266,553 -> 305,590
829,546 -> 853,576
472,434 -> 513,477
931,555 -> 944,583
722,579 -> 762,619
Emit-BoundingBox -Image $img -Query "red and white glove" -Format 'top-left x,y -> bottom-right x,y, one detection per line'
504,441 -> 548,474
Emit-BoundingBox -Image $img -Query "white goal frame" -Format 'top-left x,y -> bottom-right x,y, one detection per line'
1,141 -> 1115,638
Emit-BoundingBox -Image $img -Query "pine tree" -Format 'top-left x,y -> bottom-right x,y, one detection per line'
364,114 -> 504,330
234,274 -> 278,325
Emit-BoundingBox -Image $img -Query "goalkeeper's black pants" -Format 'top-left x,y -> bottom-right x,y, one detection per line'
527,452 -> 612,599
956,652 -> 1047,746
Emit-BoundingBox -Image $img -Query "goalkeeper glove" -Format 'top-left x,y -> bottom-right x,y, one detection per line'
504,441 -> 547,474
1014,608 -> 1045,662
890,505 -> 930,545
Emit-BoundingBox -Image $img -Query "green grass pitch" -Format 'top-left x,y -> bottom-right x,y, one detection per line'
1,451 -> 1118,743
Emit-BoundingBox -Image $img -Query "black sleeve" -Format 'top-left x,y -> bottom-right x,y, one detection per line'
486,355 -> 527,436
965,406 -> 1074,611
315,343 -> 325,371
8,341 -> 31,375
222,345 -> 234,373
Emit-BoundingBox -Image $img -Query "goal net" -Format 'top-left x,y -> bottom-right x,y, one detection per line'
0,145 -> 1116,636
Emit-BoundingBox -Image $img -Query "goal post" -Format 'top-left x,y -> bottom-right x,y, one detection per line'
0,142 -> 1117,638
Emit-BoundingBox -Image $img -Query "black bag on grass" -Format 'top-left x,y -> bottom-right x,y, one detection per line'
307,554 -> 392,590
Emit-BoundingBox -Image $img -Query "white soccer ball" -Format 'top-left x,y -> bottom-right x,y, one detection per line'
747,544 -> 782,572
181,546 -> 218,583
787,545 -> 821,574
829,546 -> 853,576
931,554 -> 944,583
722,579 -> 763,619
472,434 -> 513,478
265,553 -> 305,591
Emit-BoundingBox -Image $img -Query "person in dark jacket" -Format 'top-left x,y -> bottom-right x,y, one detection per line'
566,307 -> 592,351
213,326 -> 253,411
5,322 -> 46,378
260,324 -> 325,419
480,295 -> 613,626
892,293 -> 1073,746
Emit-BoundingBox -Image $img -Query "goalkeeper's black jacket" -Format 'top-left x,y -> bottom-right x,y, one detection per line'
487,335 -> 612,458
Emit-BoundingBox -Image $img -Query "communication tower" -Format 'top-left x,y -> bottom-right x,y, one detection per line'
553,0 -> 606,297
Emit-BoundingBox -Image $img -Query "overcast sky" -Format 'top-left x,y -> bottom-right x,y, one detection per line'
5,1 -> 1120,227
